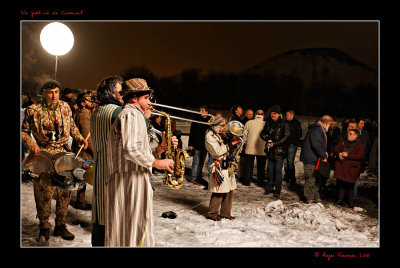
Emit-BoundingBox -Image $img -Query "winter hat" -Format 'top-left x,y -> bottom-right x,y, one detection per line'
210,116 -> 226,133
41,80 -> 63,93
270,105 -> 281,114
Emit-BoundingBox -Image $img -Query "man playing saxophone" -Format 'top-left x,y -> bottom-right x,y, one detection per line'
105,78 -> 178,247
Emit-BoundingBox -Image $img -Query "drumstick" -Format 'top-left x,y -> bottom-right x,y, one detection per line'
74,133 -> 90,160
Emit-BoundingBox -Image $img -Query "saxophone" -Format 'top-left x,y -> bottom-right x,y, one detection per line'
150,108 -> 189,190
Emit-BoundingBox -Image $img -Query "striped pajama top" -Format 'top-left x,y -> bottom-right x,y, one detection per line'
105,104 -> 155,246
90,104 -> 121,225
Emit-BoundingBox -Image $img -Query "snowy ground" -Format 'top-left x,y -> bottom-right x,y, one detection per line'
20,131 -> 379,248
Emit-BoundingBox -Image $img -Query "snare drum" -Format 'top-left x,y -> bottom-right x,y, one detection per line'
21,151 -> 54,178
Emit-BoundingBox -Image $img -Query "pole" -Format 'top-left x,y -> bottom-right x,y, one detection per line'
54,55 -> 58,81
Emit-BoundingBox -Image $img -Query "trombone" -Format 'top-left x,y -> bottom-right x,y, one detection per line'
150,102 -> 215,125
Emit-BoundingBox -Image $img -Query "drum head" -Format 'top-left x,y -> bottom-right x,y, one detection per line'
21,151 -> 54,176
54,152 -> 84,174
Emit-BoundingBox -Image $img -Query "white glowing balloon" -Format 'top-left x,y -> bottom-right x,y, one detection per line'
40,22 -> 74,56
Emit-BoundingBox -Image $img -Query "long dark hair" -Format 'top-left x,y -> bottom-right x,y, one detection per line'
96,76 -> 123,101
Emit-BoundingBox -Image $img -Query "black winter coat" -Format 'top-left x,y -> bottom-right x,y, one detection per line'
286,118 -> 302,146
260,117 -> 290,160
188,115 -> 210,150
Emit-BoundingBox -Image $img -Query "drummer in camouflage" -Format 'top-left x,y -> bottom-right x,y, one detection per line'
21,80 -> 88,242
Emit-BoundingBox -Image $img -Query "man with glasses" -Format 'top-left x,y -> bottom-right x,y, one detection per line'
72,92 -> 95,210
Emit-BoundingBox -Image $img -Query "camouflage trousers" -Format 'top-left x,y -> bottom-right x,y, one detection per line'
33,173 -> 71,229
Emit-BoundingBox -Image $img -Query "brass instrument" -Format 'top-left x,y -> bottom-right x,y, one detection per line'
225,120 -> 245,173
150,103 -> 215,126
150,107 -> 189,190
148,103 -> 245,178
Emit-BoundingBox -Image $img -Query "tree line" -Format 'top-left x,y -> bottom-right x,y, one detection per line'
120,65 -> 378,120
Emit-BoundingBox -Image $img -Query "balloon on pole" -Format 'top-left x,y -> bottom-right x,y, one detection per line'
40,22 -> 74,80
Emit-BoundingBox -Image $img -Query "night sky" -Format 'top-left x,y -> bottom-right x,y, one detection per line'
21,20 -> 378,92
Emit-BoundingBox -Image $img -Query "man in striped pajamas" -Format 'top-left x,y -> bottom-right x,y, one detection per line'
90,76 -> 124,246
105,78 -> 176,247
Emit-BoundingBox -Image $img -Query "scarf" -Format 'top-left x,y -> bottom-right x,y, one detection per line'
99,97 -> 122,107
343,139 -> 359,153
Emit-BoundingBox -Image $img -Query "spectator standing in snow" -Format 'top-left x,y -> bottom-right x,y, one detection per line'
242,109 -> 267,186
187,105 -> 213,187
300,115 -> 333,203
260,105 -> 290,198
333,129 -> 365,208
283,109 -> 302,187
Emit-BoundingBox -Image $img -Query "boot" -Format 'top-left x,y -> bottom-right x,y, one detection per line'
75,186 -> 91,210
74,201 -> 92,210
206,214 -> 221,221
53,224 -> 75,240
220,215 -> 236,220
39,228 -> 50,241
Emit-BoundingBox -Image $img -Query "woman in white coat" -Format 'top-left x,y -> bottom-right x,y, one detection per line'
205,117 -> 241,221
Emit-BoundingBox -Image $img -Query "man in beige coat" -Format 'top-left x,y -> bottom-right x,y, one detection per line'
242,110 -> 267,186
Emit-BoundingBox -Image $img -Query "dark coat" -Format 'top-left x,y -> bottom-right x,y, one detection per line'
333,140 -> 365,183
260,117 -> 290,160
230,114 -> 242,122
286,117 -> 302,146
188,115 -> 210,150
327,126 -> 341,155
300,122 -> 328,165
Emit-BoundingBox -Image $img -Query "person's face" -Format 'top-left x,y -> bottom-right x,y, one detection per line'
236,107 -> 243,116
218,124 -> 226,134
331,121 -> 337,128
348,122 -> 357,131
83,96 -> 94,110
347,130 -> 358,142
285,112 -> 294,121
245,110 -> 254,119
112,83 -> 123,104
137,94 -> 151,113
44,87 -> 60,104
200,107 -> 208,118
270,112 -> 280,121
65,93 -> 73,100
358,120 -> 365,130
22,94 -> 29,104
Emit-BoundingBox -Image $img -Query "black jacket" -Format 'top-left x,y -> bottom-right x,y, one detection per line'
260,117 -> 290,160
286,118 -> 302,146
188,115 -> 210,150
327,126 -> 341,154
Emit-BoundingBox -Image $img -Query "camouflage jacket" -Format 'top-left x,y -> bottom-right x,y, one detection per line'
21,100 -> 85,155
